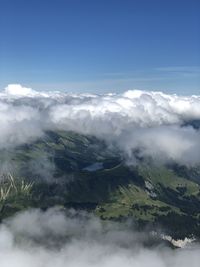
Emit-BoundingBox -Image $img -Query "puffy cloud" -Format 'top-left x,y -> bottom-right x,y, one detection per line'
117,125 -> 200,165
0,84 -> 200,165
4,84 -> 36,97
0,208 -> 199,267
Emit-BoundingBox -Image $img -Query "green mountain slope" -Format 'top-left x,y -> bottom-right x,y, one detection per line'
0,130 -> 200,239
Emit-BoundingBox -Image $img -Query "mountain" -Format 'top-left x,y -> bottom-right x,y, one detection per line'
0,130 -> 200,239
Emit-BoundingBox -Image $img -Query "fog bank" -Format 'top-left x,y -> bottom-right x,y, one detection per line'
0,84 -> 200,165
0,208 -> 199,267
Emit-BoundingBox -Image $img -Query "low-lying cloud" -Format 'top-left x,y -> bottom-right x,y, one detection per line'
0,208 -> 199,267
0,84 -> 200,165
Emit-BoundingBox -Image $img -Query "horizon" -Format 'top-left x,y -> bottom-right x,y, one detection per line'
1,83 -> 200,97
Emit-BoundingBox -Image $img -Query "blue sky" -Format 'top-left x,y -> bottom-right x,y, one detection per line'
0,0 -> 199,94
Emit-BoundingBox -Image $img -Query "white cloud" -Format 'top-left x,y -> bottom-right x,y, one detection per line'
0,84 -> 200,165
0,208 -> 199,267
4,84 -> 36,97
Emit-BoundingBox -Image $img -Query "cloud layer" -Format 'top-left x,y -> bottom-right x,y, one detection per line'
0,84 -> 200,165
0,208 -> 199,267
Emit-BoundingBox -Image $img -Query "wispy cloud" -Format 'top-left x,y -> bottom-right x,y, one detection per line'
155,66 -> 200,73
1,66 -> 199,95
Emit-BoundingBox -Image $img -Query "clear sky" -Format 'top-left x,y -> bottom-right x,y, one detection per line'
0,0 -> 199,94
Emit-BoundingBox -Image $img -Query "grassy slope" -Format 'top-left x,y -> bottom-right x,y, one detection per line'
0,130 -> 200,238
0,175 -> 34,220
95,164 -> 200,238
